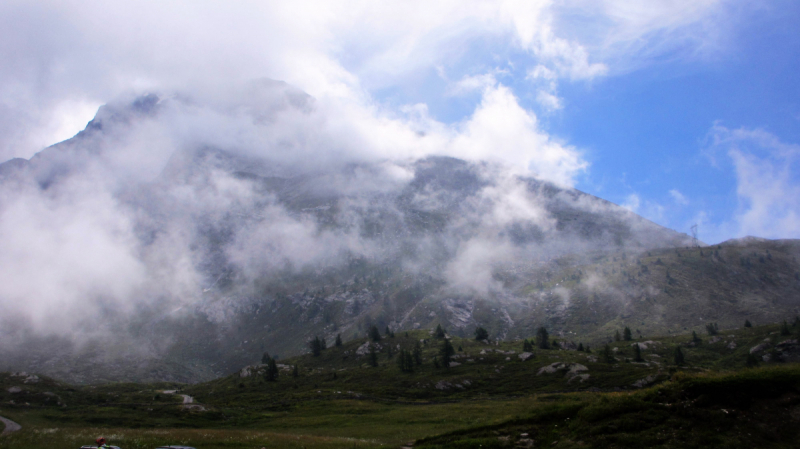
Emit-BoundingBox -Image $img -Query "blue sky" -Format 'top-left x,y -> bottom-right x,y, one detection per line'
1,0 -> 799,244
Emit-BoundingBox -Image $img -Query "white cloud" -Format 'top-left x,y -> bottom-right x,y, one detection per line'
669,189 -> 688,205
707,124 -> 800,239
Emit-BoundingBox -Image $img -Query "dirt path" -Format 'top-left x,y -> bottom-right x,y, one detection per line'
0,415 -> 21,435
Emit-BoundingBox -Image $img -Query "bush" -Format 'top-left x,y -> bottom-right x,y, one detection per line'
474,326 -> 489,341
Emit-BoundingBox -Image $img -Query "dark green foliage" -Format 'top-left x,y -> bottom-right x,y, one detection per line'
705,322 -> 719,336
523,339 -> 533,352
386,326 -> 395,338
674,346 -> 685,365
368,344 -> 378,367
633,343 -> 643,362
441,339 -> 455,368
397,349 -> 414,372
536,327 -> 550,349
413,341 -> 423,366
602,344 -> 614,363
320,337 -> 327,350
457,345 -> 463,352
745,319 -> 752,328
261,352 -> 271,364
264,358 -> 279,382
577,342 -> 584,352
793,316 -> 800,327
309,337 -> 323,356
551,339 -> 559,349
369,325 -> 382,342
623,326 -> 632,341
746,353 -> 760,367
474,326 -> 489,341
691,331 -> 701,344
434,324 -> 446,338
292,364 -> 299,378
780,320 -> 791,336
335,333 -> 342,347
614,330 -> 621,341
386,345 -> 394,359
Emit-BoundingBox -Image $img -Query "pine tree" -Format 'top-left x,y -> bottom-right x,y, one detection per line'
633,343 -> 643,362
536,327 -> 550,349
321,337 -> 327,350
691,331 -> 702,344
705,323 -> 719,336
434,324 -> 446,338
368,344 -> 378,367
585,345 -> 591,353
474,326 -> 489,341
577,342 -> 584,352
614,330 -> 621,342
413,341 -> 423,366
261,352 -> 271,365
745,319 -> 752,328
265,358 -> 279,381
369,325 -> 382,342
310,337 -> 322,356
602,344 -> 614,363
523,339 -> 533,352
674,346 -> 685,365
292,365 -> 299,378
793,316 -> 800,327
441,339 -> 455,368
623,327 -> 632,341
335,334 -> 343,347
781,320 -> 791,336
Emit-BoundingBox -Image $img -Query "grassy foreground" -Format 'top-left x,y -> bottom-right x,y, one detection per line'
1,321 -> 799,448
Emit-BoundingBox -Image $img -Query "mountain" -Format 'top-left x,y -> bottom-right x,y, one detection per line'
0,86 -> 797,384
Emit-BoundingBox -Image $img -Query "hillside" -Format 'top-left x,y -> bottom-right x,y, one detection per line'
0,91 -> 798,384
1,321 -> 799,448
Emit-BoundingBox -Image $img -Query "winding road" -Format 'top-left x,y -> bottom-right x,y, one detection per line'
0,415 -> 21,435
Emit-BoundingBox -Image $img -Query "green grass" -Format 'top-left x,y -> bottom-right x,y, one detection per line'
2,321 -> 799,448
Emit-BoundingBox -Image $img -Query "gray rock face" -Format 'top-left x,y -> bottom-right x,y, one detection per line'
750,343 -> 771,354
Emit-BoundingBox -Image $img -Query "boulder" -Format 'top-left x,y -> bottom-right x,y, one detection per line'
632,374 -> 658,388
750,343 -> 771,354
518,352 -> 534,361
7,386 -> 22,393
727,341 -> 737,350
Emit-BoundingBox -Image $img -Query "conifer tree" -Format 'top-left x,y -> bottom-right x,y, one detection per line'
781,320 -> 791,336
335,334 -> 343,347
692,331 -> 701,344
633,343 -> 643,362
623,327 -> 632,341
413,341 -> 423,366
536,327 -> 550,349
310,337 -> 322,356
577,342 -> 584,352
705,323 -> 719,336
602,344 -> 614,363
441,338 -> 455,368
434,324 -> 446,338
614,330 -> 621,342
369,325 -> 382,342
292,365 -> 299,378
674,346 -> 685,365
745,319 -> 752,328
523,339 -> 533,352
368,344 -> 378,367
265,358 -> 279,381
261,352 -> 271,364
474,326 -> 489,341
321,337 -> 327,350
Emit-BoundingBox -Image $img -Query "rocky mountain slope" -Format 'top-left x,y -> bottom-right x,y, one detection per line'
0,88 -> 797,384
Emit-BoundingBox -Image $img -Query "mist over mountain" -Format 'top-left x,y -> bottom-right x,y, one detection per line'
1,81 -> 797,384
